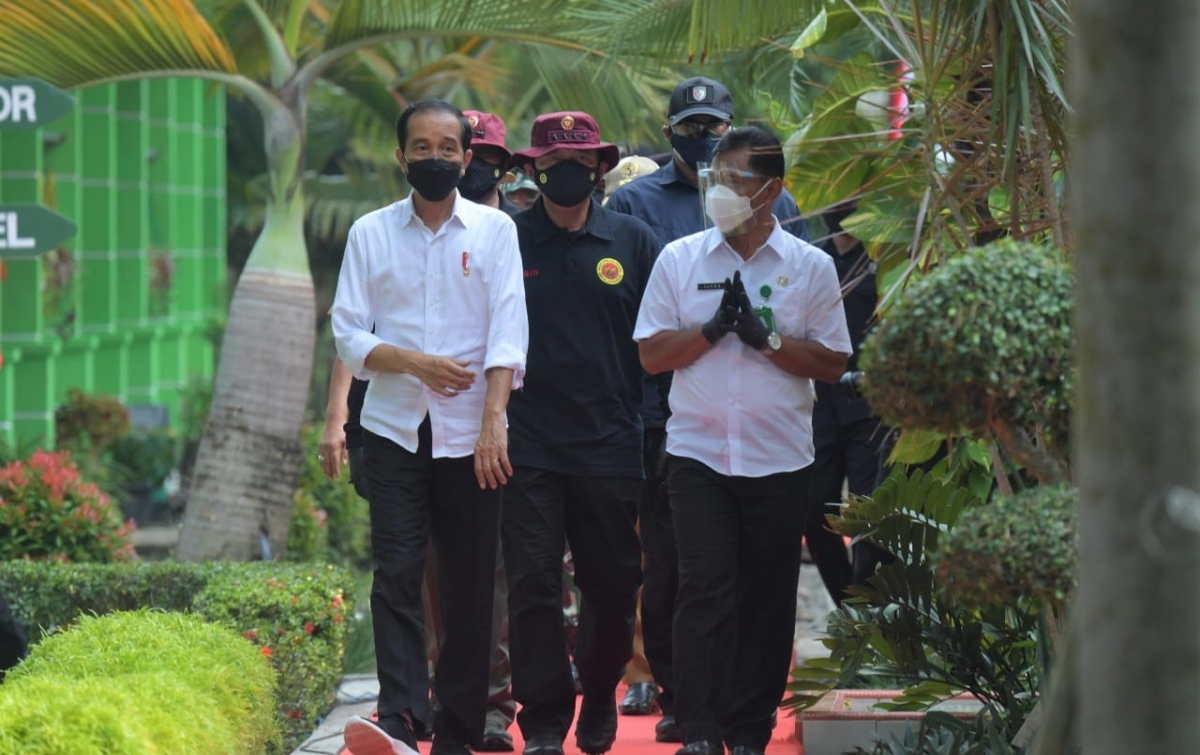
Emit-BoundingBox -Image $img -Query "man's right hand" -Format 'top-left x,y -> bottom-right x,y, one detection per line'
414,355 -> 476,396
701,277 -> 738,343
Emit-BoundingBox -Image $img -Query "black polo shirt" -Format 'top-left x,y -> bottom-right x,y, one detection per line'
814,239 -> 878,433
507,197 -> 659,478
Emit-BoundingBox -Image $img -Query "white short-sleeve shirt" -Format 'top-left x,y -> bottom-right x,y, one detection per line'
633,220 -> 851,477
331,193 -> 529,458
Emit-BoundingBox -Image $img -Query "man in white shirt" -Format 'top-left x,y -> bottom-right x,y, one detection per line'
333,100 -> 529,755
634,126 -> 851,755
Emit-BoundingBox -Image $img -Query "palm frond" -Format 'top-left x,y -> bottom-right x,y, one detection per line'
0,0 -> 237,87
573,0 -> 826,63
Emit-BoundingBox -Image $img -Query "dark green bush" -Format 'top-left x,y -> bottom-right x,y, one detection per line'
860,239 -> 1073,446
0,561 -> 352,755
0,610 -> 279,755
196,565 -> 351,746
934,485 -> 1078,608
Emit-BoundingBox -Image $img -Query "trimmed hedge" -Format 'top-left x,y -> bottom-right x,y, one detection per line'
0,610 -> 280,755
0,561 -> 353,754
933,484 -> 1078,608
860,239 -> 1074,444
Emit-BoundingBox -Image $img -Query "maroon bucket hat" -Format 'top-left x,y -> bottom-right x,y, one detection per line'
510,111 -> 620,171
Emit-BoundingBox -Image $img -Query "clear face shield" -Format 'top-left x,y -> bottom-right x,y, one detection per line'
698,162 -> 772,237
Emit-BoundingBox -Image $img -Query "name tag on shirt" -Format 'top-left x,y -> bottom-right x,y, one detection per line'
697,282 -> 725,291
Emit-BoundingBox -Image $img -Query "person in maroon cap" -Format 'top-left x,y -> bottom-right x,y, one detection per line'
460,110 -> 523,218
502,112 -> 660,755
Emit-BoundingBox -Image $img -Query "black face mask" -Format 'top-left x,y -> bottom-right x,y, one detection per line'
535,160 -> 599,207
458,159 -> 505,202
671,133 -> 721,172
404,157 -> 462,201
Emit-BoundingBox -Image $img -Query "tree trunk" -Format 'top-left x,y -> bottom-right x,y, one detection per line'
1074,2 -> 1200,753
178,142 -> 313,561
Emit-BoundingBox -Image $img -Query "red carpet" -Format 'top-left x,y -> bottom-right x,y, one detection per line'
339,685 -> 802,754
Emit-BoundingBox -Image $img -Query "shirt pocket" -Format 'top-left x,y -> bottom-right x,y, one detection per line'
766,286 -> 810,339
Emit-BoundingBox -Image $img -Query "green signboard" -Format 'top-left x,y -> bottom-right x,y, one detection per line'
0,79 -> 77,258
0,203 -> 77,257
0,77 -> 75,129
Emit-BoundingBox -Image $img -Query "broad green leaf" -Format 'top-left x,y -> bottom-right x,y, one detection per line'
791,8 -> 828,59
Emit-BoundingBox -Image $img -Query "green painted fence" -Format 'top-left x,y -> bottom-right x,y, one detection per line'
0,79 -> 226,446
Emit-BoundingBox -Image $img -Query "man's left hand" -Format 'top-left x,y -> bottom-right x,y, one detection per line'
474,413 -> 513,490
732,287 -> 771,351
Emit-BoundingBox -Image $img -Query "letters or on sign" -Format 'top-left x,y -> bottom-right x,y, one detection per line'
0,78 -> 74,129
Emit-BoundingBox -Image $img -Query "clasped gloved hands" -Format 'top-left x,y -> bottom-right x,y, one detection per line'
700,270 -> 771,351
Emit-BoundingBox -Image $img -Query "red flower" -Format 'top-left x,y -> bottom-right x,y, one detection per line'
243,630 -> 258,640
261,646 -> 273,658
304,622 -> 315,635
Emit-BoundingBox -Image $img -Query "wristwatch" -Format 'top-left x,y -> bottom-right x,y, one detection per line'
762,331 -> 782,354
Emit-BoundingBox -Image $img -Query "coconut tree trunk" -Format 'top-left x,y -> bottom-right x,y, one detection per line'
1074,2 -> 1200,753
178,97 -> 313,562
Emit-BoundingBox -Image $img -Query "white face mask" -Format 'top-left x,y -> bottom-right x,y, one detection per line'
704,181 -> 770,235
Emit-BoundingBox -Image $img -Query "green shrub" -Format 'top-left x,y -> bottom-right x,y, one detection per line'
0,449 -> 135,563
0,561 -> 353,755
195,564 -> 350,747
294,424 -> 370,570
860,239 -> 1073,448
0,610 -> 279,755
934,485 -> 1078,608
0,561 -> 205,631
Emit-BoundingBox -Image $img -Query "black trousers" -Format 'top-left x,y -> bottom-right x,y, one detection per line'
364,422 -> 500,747
669,456 -> 809,750
503,467 -> 642,740
807,415 -> 887,603
639,427 -> 678,713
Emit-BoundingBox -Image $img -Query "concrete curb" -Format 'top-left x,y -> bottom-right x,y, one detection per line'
290,674 -> 379,755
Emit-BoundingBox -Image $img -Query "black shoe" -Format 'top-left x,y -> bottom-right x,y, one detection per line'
655,714 -> 683,743
675,743 -> 724,755
618,682 -> 659,715
575,693 -> 618,755
479,728 -> 514,752
729,747 -> 765,755
344,716 -> 420,755
523,732 -> 565,755
415,719 -> 434,742
430,729 -> 471,755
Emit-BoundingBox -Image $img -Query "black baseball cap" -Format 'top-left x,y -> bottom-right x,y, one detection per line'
668,77 -> 734,126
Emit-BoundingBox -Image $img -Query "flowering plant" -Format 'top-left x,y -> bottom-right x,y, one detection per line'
0,449 -> 136,562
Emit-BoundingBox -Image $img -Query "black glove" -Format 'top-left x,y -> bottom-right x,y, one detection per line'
731,285 -> 771,350
701,277 -> 738,343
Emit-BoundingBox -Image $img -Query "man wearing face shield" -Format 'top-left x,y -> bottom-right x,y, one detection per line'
604,76 -> 813,744
503,112 -> 659,755
634,126 -> 851,755
333,100 -> 529,755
